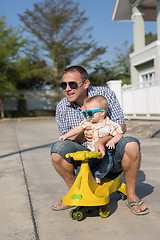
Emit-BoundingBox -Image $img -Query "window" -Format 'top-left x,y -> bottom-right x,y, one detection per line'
140,71 -> 155,87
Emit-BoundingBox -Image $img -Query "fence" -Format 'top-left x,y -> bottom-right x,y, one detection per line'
108,80 -> 160,120
1,89 -> 57,111
1,82 -> 160,120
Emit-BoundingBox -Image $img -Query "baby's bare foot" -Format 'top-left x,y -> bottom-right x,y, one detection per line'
95,177 -> 101,184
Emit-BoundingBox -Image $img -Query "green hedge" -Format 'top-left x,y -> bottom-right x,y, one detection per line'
4,110 -> 56,118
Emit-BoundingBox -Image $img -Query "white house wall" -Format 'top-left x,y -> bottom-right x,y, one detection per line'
130,41 -> 160,85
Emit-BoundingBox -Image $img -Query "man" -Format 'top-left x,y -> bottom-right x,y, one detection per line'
51,65 -> 149,215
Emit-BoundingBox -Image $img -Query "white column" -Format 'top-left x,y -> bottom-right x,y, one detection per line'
107,80 -> 122,106
156,0 -> 160,41
132,6 -> 145,51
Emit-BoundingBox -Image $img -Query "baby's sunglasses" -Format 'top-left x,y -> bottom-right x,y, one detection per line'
60,80 -> 85,90
82,109 -> 107,118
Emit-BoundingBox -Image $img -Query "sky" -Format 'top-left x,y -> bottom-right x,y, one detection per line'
0,0 -> 157,63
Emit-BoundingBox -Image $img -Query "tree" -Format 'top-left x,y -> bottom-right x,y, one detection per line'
0,16 -> 27,118
19,0 -> 107,99
15,53 -> 52,89
145,32 -> 157,45
112,41 -> 131,85
89,61 -> 117,86
89,42 -> 131,87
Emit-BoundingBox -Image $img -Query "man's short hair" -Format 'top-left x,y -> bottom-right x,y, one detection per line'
63,65 -> 88,81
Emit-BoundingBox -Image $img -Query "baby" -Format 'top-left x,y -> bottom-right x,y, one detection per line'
59,95 -> 123,183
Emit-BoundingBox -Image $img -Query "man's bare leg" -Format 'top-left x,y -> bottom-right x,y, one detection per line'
52,152 -> 75,210
122,142 -> 148,213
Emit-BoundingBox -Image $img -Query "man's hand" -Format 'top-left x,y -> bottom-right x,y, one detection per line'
84,126 -> 92,142
59,135 -> 67,141
94,139 -> 106,158
120,124 -> 126,133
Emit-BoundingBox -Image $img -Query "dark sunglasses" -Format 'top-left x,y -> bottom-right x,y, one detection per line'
60,80 -> 85,90
82,109 -> 107,118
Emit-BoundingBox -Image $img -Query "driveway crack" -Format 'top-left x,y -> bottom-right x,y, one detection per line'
13,122 -> 40,240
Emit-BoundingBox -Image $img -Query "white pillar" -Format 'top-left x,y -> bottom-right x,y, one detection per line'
156,0 -> 160,41
107,80 -> 122,106
132,6 -> 145,51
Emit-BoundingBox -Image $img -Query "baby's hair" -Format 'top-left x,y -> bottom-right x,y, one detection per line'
86,95 -> 108,111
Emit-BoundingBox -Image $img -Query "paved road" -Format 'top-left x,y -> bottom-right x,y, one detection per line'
0,119 -> 160,240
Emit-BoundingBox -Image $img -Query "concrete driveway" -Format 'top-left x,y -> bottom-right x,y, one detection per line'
0,118 -> 160,240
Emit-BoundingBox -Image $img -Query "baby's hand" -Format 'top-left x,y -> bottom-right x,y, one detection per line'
59,135 -> 67,141
106,140 -> 115,149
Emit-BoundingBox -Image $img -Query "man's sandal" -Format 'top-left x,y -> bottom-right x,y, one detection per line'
127,199 -> 149,215
52,200 -> 73,211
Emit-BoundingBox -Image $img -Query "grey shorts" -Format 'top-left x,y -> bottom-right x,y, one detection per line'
50,136 -> 140,175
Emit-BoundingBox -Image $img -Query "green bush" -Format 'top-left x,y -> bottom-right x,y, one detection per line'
4,110 -> 56,118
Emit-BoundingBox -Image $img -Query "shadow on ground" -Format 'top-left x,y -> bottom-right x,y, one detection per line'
0,143 -> 53,159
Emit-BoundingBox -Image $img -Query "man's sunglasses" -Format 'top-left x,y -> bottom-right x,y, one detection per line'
60,80 -> 85,90
82,109 -> 107,118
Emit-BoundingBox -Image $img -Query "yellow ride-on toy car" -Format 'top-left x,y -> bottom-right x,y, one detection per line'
62,151 -> 127,221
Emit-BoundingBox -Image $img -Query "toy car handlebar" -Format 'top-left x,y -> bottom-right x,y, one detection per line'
65,151 -> 102,161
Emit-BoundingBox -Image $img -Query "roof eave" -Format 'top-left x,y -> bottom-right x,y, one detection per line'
112,0 -> 132,21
